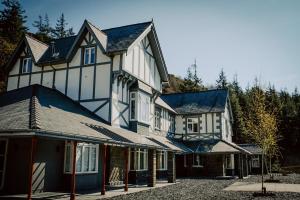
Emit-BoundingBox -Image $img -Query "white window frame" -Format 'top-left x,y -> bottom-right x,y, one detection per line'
155,108 -> 161,130
252,155 -> 260,168
157,150 -> 167,170
192,154 -> 203,167
225,154 -> 233,169
130,148 -> 148,171
169,115 -> 175,133
84,47 -> 96,65
138,92 -> 150,124
130,92 -> 137,121
22,57 -> 32,73
0,139 -> 8,190
187,118 -> 199,133
64,142 -> 99,174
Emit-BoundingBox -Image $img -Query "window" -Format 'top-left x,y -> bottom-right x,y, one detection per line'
169,115 -> 175,132
138,93 -> 150,123
187,118 -> 198,133
157,151 -> 167,170
252,155 -> 260,168
84,47 -> 95,65
64,142 -> 98,174
0,139 -> 8,190
225,154 -> 233,169
130,92 -> 136,120
155,108 -> 161,129
22,58 -> 32,73
183,154 -> 187,168
130,148 -> 148,171
193,154 -> 203,167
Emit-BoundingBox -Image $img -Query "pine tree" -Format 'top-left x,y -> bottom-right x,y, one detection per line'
32,14 -> 52,43
216,68 -> 228,89
52,13 -> 74,38
0,0 -> 28,43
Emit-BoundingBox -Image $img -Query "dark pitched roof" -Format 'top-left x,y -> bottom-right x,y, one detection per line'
160,89 -> 229,114
238,144 -> 262,154
103,21 -> 152,53
0,85 -> 163,149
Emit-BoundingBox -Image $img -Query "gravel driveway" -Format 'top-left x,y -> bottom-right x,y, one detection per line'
105,175 -> 300,200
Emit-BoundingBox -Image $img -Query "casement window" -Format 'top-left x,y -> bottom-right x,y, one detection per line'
187,118 -> 199,133
156,150 -> 167,170
64,142 -> 98,174
225,154 -> 233,169
193,154 -> 203,167
0,139 -> 8,190
138,92 -> 150,123
22,58 -> 32,73
84,47 -> 95,65
169,115 -> 175,133
252,155 -> 260,168
130,92 -> 137,120
155,108 -> 161,129
130,148 -> 148,171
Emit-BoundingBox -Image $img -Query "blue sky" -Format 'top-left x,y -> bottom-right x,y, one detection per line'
19,0 -> 300,92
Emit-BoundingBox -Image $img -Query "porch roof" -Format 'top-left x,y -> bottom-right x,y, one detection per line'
0,85 -> 169,149
182,140 -> 252,155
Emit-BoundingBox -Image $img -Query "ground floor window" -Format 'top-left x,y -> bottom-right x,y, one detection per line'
157,150 -> 167,170
193,154 -> 203,167
225,154 -> 233,169
0,139 -> 8,190
64,142 -> 99,174
252,155 -> 260,168
130,148 -> 148,171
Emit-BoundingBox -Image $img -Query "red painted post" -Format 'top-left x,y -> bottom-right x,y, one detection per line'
27,137 -> 37,200
101,144 -> 107,195
124,148 -> 129,192
70,141 -> 77,200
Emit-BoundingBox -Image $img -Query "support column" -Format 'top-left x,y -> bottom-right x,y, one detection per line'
246,155 -> 249,176
148,149 -> 156,187
70,141 -> 77,200
27,137 -> 37,200
238,154 -> 243,179
124,147 -> 129,192
167,151 -> 176,183
101,144 -> 107,195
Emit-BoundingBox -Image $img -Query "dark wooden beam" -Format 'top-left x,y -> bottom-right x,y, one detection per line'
101,144 -> 107,195
124,148 -> 129,192
70,141 -> 77,200
27,137 -> 37,200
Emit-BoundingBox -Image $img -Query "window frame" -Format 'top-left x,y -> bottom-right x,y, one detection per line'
130,148 -> 148,171
187,118 -> 199,133
0,139 -> 8,190
84,46 -> 96,65
154,108 -> 161,130
252,155 -> 260,168
225,154 -> 233,169
138,92 -> 150,124
130,92 -> 137,121
21,57 -> 32,74
156,150 -> 168,170
192,154 -> 203,167
64,142 -> 99,174
169,115 -> 175,133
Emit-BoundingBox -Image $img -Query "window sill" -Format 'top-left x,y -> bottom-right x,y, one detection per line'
64,171 -> 98,175
192,165 -> 203,168
129,169 -> 148,172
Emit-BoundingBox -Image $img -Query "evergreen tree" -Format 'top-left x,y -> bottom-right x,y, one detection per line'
179,60 -> 205,92
32,14 -> 52,43
216,68 -> 228,89
0,0 -> 27,43
52,13 -> 74,38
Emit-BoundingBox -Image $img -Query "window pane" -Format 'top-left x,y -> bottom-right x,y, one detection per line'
140,151 -> 144,170
90,48 -> 95,64
131,99 -> 135,119
83,147 -> 90,172
188,124 -> 193,133
65,145 -> 71,172
193,123 -> 198,133
130,150 -> 135,170
0,141 -> 6,154
22,59 -> 27,73
76,146 -> 82,172
84,48 -> 89,65
90,147 -> 96,171
28,58 -> 32,72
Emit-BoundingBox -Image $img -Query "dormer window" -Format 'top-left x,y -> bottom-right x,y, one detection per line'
22,58 -> 32,73
84,47 -> 95,65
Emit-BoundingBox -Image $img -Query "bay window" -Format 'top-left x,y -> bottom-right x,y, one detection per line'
130,148 -> 148,171
155,108 -> 161,129
130,92 -> 137,120
130,91 -> 150,124
169,115 -> 175,132
187,118 -> 198,133
84,47 -> 95,65
64,142 -> 98,174
193,154 -> 203,167
156,150 -> 167,170
22,58 -> 32,73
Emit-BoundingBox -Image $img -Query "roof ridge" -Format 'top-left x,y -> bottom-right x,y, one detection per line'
162,88 -> 228,95
85,20 -> 107,36
103,21 -> 152,31
25,34 -> 49,47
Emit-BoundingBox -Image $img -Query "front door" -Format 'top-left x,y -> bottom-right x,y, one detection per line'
0,139 -> 8,190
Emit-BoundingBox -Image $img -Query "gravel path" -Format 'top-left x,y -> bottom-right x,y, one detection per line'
240,173 -> 300,184
104,176 -> 300,200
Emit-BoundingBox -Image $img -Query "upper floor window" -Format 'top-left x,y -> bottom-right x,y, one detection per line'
84,47 -> 95,65
139,92 -> 150,123
64,142 -> 98,174
130,92 -> 136,120
22,58 -> 32,73
187,118 -> 198,133
169,115 -> 175,133
155,108 -> 161,130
